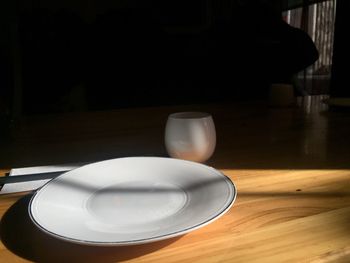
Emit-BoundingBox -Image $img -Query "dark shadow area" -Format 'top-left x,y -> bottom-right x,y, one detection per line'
0,0 -> 318,116
0,1 -> 326,170
0,194 -> 182,263
330,1 -> 350,98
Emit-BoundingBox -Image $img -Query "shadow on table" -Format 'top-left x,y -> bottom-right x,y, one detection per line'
0,194 -> 182,262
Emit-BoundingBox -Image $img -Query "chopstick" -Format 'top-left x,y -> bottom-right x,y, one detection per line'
0,171 -> 64,185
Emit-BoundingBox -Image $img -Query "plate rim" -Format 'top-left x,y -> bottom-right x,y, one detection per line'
28,157 -> 237,246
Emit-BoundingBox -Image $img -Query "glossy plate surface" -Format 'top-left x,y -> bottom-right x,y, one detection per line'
29,157 -> 236,246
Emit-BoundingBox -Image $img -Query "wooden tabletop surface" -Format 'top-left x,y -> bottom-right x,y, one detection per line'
1,96 -> 350,262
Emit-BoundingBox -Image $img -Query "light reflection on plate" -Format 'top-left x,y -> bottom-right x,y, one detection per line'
29,157 -> 236,246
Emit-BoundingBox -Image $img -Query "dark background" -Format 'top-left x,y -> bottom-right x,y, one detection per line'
1,0 -> 347,117
330,0 -> 350,98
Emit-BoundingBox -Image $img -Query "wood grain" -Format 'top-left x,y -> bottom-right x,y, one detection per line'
1,96 -> 350,262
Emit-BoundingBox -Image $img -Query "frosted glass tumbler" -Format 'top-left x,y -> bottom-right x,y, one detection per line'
165,112 -> 216,163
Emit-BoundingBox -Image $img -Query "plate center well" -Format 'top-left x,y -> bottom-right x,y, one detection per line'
86,181 -> 188,226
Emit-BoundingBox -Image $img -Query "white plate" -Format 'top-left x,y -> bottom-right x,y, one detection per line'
29,157 -> 236,246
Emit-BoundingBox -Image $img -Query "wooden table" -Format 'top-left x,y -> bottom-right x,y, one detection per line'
1,96 -> 350,262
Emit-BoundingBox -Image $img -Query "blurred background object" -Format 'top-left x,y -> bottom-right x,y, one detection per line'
282,0 -> 336,95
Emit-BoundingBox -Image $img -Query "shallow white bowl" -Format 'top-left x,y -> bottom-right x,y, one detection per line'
29,157 -> 236,246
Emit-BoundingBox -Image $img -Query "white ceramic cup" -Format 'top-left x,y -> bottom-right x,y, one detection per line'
164,112 -> 216,163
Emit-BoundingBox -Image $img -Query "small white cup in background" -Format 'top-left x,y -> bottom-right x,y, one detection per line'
164,112 -> 216,163
269,83 -> 295,107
